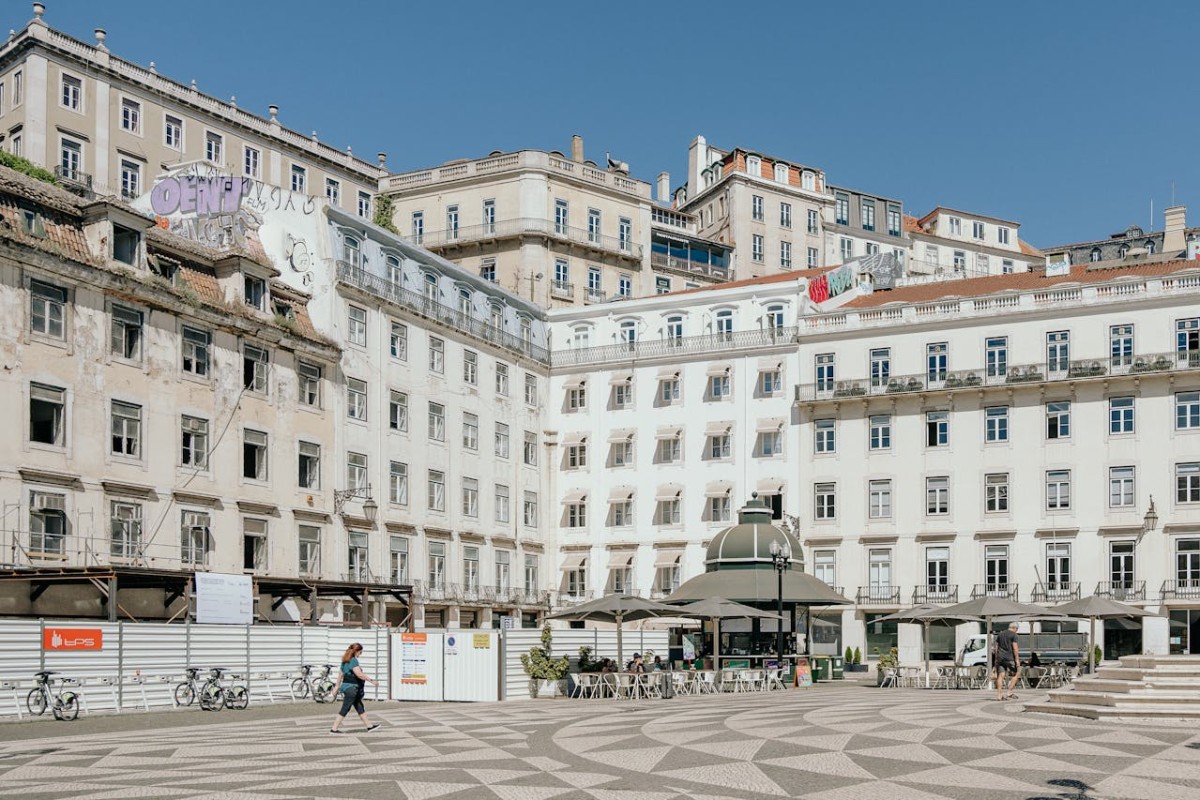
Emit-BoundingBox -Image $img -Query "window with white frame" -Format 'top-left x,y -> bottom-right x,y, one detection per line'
610,438 -> 633,467
495,484 -> 510,523
30,492 -> 67,555
427,402 -> 445,441
1046,542 -> 1071,587
523,491 -> 538,527
998,226 -> 1010,245
766,304 -> 785,329
869,480 -> 892,519
462,477 -> 479,518
30,280 -> 66,340
495,362 -> 509,395
780,201 -> 792,228
1178,462 -> 1200,503
1046,470 -> 1072,510
463,349 -> 478,385
926,410 -> 949,447
780,240 -> 792,268
347,304 -> 367,346
807,208 -> 819,234
567,382 -> 586,410
815,353 -> 835,392
1110,324 -> 1134,367
244,274 -> 266,310
1046,401 -> 1071,439
554,199 -> 568,234
386,535 -> 406,583
751,234 -> 764,262
807,246 -> 819,267
566,498 -> 587,528
656,494 -> 681,525
566,440 -> 587,468
325,178 -> 339,205
985,406 -> 1009,443
611,495 -> 633,527
814,550 -> 836,586
110,304 -> 143,361
655,276 -> 672,294
886,206 -> 901,236
1110,396 -> 1134,434
427,470 -> 445,512
181,416 -> 208,469
861,199 -> 876,231
708,372 -> 730,400
205,131 -> 223,164
926,476 -> 949,515
659,376 -> 680,403
814,483 -> 836,520
613,379 -> 632,408
61,74 -> 81,110
523,431 -> 538,465
745,155 -> 761,176
495,422 -> 510,459
389,461 -> 408,505
869,414 -> 891,450
243,429 -> 268,480
986,336 -> 1008,378
525,373 -> 538,406
110,401 -> 141,457
1047,331 -> 1070,373
760,368 -> 782,395
1179,318 -> 1200,356
388,390 -> 408,432
972,220 -> 985,240
953,250 -> 966,272
462,412 -> 479,450
657,433 -> 681,464
290,164 -> 306,193
60,138 -> 82,181
869,347 -> 891,388
986,545 -> 1009,590
927,342 -> 948,383
346,451 -> 368,492
985,473 -> 1009,513
346,378 -> 368,421
618,273 -> 632,297
429,336 -> 444,373
411,211 -> 424,243
110,501 -> 142,560
1110,466 -> 1135,508
839,237 -> 852,261
1177,391 -> 1200,430
709,494 -> 731,523
390,321 -> 408,360
482,199 -> 496,234
164,115 -> 183,149
298,441 -> 320,489
428,541 -> 445,587
751,195 -> 764,221
119,159 -> 140,198
760,428 -> 783,456
357,192 -> 371,219
814,418 -> 836,453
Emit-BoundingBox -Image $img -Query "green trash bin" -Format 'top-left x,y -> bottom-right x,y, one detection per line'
811,656 -> 828,682
831,656 -> 845,680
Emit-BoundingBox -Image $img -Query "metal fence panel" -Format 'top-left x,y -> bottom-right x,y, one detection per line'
122,622 -> 189,710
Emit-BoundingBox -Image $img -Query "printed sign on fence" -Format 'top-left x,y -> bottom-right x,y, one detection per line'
194,572 -> 253,625
472,633 -> 491,649
43,627 -> 103,651
445,634 -> 459,656
400,632 -> 428,684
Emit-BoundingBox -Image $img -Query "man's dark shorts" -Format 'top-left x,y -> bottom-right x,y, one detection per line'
995,660 -> 1018,677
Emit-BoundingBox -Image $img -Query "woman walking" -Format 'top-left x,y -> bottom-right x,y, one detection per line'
330,642 -> 380,734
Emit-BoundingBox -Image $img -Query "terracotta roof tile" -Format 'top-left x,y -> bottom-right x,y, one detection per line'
902,214 -> 924,234
845,259 -> 1200,309
1018,238 -> 1042,257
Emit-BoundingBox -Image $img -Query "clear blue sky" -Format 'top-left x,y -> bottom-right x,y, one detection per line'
26,0 -> 1199,246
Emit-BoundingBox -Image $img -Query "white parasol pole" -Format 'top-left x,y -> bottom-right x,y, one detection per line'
924,620 -> 931,688
616,613 -> 624,670
1089,615 -> 1096,675
986,614 -> 993,691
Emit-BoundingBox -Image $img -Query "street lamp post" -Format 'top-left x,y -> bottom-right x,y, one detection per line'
769,540 -> 792,663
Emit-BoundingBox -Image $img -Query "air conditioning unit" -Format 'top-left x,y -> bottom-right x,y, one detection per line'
31,492 -> 65,513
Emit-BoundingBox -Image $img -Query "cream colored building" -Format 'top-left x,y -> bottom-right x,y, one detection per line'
903,207 -> 1041,277
0,6 -> 385,214
378,137 -> 732,308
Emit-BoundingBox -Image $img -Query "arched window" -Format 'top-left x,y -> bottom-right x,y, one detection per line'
572,325 -> 590,348
1145,240 -> 1156,255
766,304 -> 785,329
802,171 -> 816,191
745,155 -> 761,177
519,316 -> 532,344
423,272 -> 439,300
774,163 -> 789,183
457,286 -> 472,315
386,254 -> 402,285
715,309 -> 734,339
665,315 -> 683,343
620,320 -> 638,343
343,235 -> 360,268
489,303 -> 504,330
1118,244 -> 1130,260
1090,248 -> 1102,263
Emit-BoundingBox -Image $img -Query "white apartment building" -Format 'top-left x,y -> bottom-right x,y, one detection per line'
379,137 -> 731,308
678,135 -> 830,278
904,207 -> 1041,277
0,6 -> 384,214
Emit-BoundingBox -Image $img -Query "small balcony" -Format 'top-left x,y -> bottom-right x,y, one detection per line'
856,585 -> 901,605
1160,579 -> 1200,601
403,216 -> 644,261
971,583 -> 1018,600
649,251 -> 733,281
1095,581 -> 1146,602
54,165 -> 94,197
912,584 -> 959,605
555,589 -> 593,606
1031,581 -> 1081,603
550,280 -> 574,300
584,287 -> 607,304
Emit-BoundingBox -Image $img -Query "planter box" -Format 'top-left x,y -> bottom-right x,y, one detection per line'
844,664 -> 869,673
529,679 -> 567,698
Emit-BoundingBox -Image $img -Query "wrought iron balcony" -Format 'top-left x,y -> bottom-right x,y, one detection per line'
1160,579 -> 1200,600
1095,581 -> 1145,602
971,583 -> 1018,600
856,585 -> 901,604
650,251 -> 733,281
555,589 -> 594,606
585,287 -> 607,304
403,217 -> 643,260
1031,582 -> 1081,603
54,165 -> 94,196
551,280 -> 575,300
912,585 -> 959,605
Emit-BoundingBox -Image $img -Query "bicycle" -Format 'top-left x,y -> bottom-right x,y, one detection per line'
26,671 -> 80,721
291,664 -> 338,703
205,667 -> 249,710
174,667 -> 205,708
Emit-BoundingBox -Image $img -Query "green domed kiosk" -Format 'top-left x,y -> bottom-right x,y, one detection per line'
668,494 -> 849,673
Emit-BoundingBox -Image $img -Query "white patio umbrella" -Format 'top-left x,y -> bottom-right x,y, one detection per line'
872,604 -> 982,687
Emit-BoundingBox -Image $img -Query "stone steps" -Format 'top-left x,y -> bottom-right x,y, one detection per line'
1024,654 -> 1200,720
1031,701 -> 1200,720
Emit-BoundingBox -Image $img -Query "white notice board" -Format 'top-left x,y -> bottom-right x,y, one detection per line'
194,572 -> 253,625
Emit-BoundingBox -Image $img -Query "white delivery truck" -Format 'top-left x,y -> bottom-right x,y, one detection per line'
959,631 -> 1088,667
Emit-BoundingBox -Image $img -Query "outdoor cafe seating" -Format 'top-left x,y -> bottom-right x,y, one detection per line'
571,663 -> 791,699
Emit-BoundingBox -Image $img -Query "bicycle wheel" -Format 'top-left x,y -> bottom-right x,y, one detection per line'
225,686 -> 248,710
200,684 -> 225,711
313,680 -> 334,703
174,682 -> 195,707
26,688 -> 47,716
53,693 -> 79,721
290,677 -> 309,699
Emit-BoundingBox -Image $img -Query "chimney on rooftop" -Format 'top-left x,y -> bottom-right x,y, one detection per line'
657,172 -> 670,204
1164,206 -> 1186,256
571,134 -> 584,163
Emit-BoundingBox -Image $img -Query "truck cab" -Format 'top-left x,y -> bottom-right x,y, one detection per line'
958,633 -> 1087,667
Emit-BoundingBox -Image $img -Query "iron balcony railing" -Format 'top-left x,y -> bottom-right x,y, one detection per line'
649,251 -> 733,281
1095,581 -> 1146,602
912,585 -> 959,604
1031,582 -> 1081,603
1160,579 -> 1200,600
54,165 -> 94,196
405,217 -> 643,260
585,288 -> 607,304
971,583 -> 1019,600
798,350 -> 1200,403
552,326 -> 797,368
553,589 -> 594,606
856,585 -> 901,604
551,280 -> 575,299
336,262 -> 549,363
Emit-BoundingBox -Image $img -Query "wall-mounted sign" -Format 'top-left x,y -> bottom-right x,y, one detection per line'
43,627 -> 103,651
445,634 -> 459,656
400,632 -> 428,684
472,633 -> 491,649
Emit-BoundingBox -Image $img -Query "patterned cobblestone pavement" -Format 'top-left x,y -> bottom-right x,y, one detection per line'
0,685 -> 1197,799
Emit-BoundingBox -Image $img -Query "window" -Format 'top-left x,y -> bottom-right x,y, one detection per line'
110,401 -> 141,457
1178,392 -> 1200,430
1178,462 -> 1200,504
119,159 -> 140,199
9,133 -> 20,156
761,429 -> 783,456
586,267 -> 602,301
998,226 -> 1010,245
564,439 -> 587,468
610,495 -> 634,527
457,286 -> 472,316
618,217 -> 632,251
953,250 -> 966,272
807,247 -> 819,267
751,234 -> 764,262
389,391 -> 408,432
985,473 -> 1009,513
869,480 -> 892,519
887,206 -> 901,236
709,433 -> 730,460
178,415 -> 209,469
486,484 -> 508,525
766,304 -> 785,329
986,545 -> 1009,591
814,483 -> 836,520
1046,542 -> 1071,587
861,199 -> 876,232
835,193 -> 849,225
110,501 -> 142,560
566,499 -> 587,528
586,208 -> 601,243
972,220 -> 985,240
298,441 -> 320,489
523,431 -> 538,465
29,383 -> 65,446
926,411 -> 949,447
814,419 -> 836,454
947,216 -> 962,236
774,163 -> 789,183
357,192 -> 371,219
1178,539 -> 1200,586
1002,259 -> 1014,274
244,275 -> 266,310
985,406 -> 1009,443
346,452 -> 368,492
59,138 -> 81,181
926,342 -> 948,383
655,276 -> 672,294
1047,331 -> 1070,373
567,383 -> 587,410
461,349 -> 478,386
461,412 -> 479,451
659,376 -> 680,404
523,491 -> 538,527
807,208 -> 819,234
1179,318 -> 1200,357
926,476 -> 949,515
1107,324 -> 1134,367
11,70 -> 19,106
347,305 -> 367,346
426,470 -> 446,512
182,327 -> 210,377
986,336 -> 1008,378
839,237 -> 852,262
205,131 -> 223,164
325,178 -> 339,205
709,495 -> 731,523
1109,396 -> 1134,434
460,477 -> 479,518
429,336 -> 444,373
814,550 -> 836,586
656,495 -> 681,526
61,74 -> 81,110
869,414 -> 891,450
28,492 -> 66,555
1046,470 -> 1071,510
164,115 -> 182,149
389,461 -> 408,505
708,373 -> 730,400
427,402 -> 445,441
299,526 -> 321,576
1046,401 -> 1071,439
243,429 -> 268,480
618,274 -> 633,298
290,164 -> 306,193
495,422 -> 510,459
745,155 -> 761,175
341,236 -> 361,268
525,373 -> 538,406
296,361 -> 321,408
870,348 -> 891,387
926,547 -> 950,592
554,199 -> 568,234
657,433 -> 681,464
761,368 -> 782,395
865,242 -> 880,255
346,378 -> 368,421
1110,466 -> 1135,508
780,202 -> 792,228
109,305 -> 143,361
815,354 -> 835,392
1110,541 -> 1135,588
411,211 -> 424,243
780,240 -> 792,268
751,195 -> 764,221
30,280 -> 66,340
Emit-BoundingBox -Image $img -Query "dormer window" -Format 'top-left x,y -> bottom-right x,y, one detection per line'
1118,244 -> 1130,260
148,254 -> 178,284
20,208 -> 47,238
774,163 -> 788,183
745,155 -> 761,176
112,224 -> 141,266
1090,248 -> 1102,263
1145,240 -> 1156,255
423,272 -> 439,300
244,274 -> 267,310
343,236 -> 361,268
802,171 -> 816,191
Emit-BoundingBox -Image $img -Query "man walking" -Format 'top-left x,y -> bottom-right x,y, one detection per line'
994,622 -> 1021,701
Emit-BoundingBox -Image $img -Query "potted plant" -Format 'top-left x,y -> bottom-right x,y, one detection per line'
846,646 -> 868,672
578,645 -> 600,673
844,646 -> 854,666
874,646 -> 899,686
520,624 -> 570,698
